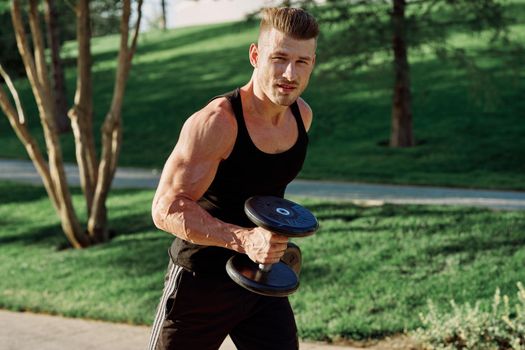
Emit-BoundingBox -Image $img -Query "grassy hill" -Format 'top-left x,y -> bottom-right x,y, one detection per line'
0,6 -> 524,190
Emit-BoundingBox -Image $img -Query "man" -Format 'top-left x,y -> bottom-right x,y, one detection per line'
148,7 -> 319,350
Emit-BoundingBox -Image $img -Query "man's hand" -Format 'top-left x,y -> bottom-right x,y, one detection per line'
244,228 -> 289,264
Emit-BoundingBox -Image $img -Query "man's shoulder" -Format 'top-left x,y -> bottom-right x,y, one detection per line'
204,96 -> 235,116
296,97 -> 312,114
296,97 -> 313,131
179,97 -> 238,160
192,96 -> 238,135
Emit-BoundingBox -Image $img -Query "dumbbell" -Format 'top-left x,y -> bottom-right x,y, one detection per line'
226,196 -> 318,297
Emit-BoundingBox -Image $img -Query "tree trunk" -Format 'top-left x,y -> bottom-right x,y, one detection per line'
161,0 -> 167,30
44,0 -> 70,134
390,0 -> 414,147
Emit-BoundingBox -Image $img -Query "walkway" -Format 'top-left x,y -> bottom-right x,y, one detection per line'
0,310 -> 357,350
1,158 -> 524,210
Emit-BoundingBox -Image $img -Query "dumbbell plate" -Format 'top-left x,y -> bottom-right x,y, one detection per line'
226,254 -> 299,297
244,196 -> 318,237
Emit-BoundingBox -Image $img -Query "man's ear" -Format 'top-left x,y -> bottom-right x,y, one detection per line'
249,43 -> 258,68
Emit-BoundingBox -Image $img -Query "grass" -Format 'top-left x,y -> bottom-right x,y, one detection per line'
0,3 -> 524,190
1,181 -> 524,342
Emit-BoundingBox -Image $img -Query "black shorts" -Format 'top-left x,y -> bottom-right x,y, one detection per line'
148,261 -> 298,350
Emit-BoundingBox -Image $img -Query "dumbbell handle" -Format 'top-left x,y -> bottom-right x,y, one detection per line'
258,263 -> 273,272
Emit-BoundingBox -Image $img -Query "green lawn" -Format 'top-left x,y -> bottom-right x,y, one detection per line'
1,181 -> 524,342
0,3 -> 524,190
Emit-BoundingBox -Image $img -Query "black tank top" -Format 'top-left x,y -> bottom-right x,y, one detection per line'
169,88 -> 309,273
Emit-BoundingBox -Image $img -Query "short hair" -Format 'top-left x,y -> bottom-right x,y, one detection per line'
259,7 -> 319,41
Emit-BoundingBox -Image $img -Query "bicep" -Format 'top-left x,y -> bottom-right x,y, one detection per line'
155,148 -> 219,204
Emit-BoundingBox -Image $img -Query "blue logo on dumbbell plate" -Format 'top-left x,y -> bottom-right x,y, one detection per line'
276,208 -> 290,216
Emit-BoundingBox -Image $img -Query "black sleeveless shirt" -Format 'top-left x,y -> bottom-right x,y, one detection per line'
169,88 -> 309,273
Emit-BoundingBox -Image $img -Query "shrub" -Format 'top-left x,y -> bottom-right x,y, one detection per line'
413,282 -> 525,350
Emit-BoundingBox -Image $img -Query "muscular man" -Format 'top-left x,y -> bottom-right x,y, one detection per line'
148,7 -> 319,350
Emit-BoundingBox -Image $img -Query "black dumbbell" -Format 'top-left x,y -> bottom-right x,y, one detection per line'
226,196 -> 318,297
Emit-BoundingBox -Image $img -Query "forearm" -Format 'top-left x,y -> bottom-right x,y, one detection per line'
152,194 -> 248,253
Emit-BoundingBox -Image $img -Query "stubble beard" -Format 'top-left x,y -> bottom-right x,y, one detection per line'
270,83 -> 304,107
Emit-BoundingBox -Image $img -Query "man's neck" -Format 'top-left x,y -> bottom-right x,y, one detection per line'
241,80 -> 288,127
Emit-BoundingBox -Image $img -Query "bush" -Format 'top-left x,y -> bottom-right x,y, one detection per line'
413,283 -> 525,350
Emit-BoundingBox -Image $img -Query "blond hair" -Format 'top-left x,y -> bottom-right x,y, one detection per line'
259,7 -> 319,40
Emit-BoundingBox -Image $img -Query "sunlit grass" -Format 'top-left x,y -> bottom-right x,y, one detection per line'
1,182 -> 524,341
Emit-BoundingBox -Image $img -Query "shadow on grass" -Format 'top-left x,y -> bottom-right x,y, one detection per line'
110,212 -> 155,237
310,202 -> 487,220
0,185 -> 146,251
427,235 -> 525,257
0,223 -> 67,247
0,182 -> 49,205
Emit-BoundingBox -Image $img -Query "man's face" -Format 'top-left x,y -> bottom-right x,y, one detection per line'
251,28 -> 316,107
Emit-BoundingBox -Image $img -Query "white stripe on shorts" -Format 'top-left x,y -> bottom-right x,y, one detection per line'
147,262 -> 184,350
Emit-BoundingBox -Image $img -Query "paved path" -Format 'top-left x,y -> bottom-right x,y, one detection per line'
0,310 -> 354,350
1,158 -> 524,210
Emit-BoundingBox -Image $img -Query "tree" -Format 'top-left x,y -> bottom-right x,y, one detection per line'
0,0 -> 143,248
295,0 -> 512,147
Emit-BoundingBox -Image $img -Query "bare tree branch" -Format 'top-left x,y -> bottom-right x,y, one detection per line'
11,0 -> 41,96
0,63 -> 59,212
28,0 -> 53,101
88,0 -> 143,242
44,0 -> 71,134
129,0 -> 144,60
0,64 -> 26,124
69,0 -> 98,216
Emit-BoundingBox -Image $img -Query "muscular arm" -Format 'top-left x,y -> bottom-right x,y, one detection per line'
152,99 -> 287,264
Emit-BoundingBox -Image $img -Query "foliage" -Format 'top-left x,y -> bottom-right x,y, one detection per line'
90,0 -> 125,37
0,0 -> 129,79
414,283 -> 525,350
296,0 -> 514,73
0,10 -> 25,77
0,1 -> 10,12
